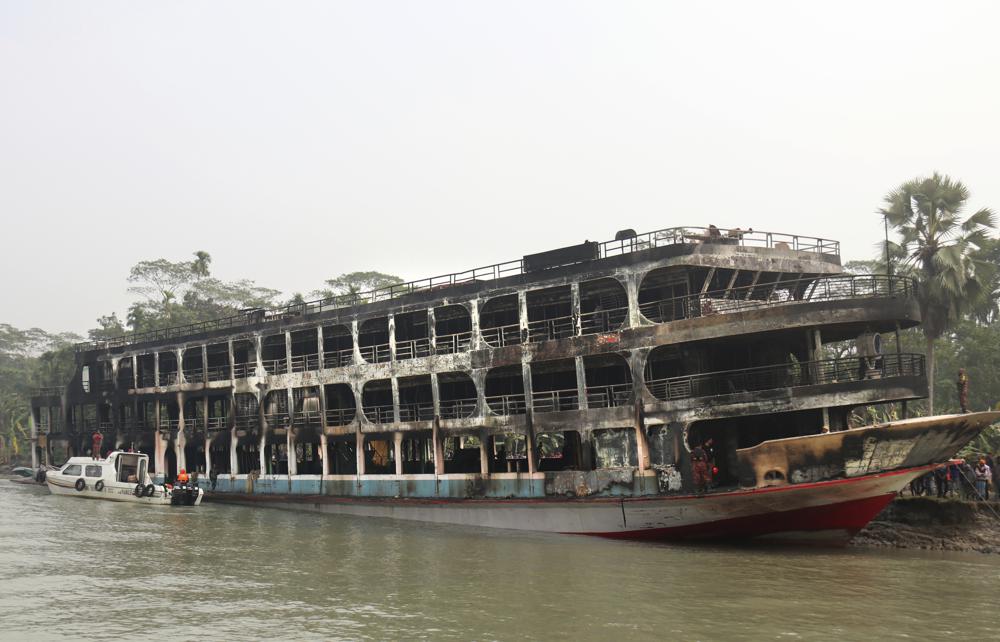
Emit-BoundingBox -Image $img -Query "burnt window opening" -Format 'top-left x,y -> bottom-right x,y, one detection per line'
443,435 -> 481,473
485,366 -> 525,415
644,345 -> 700,401
263,390 -> 290,428
323,383 -> 357,426
362,379 -> 393,424
206,395 -> 230,433
536,431 -> 585,472
530,359 -> 578,413
294,421 -> 323,475
364,435 -> 393,474
182,348 -> 204,383
263,431 -> 289,475
292,386 -> 322,431
480,294 -> 520,348
526,285 -> 573,343
117,359 -> 134,390
183,433 -> 205,475
584,353 -> 633,408
647,425 -> 676,467
438,371 -> 477,419
183,397 -> 205,428
326,436 -> 357,475
137,354 -> 156,388
359,318 -> 391,364
157,352 -> 178,386
434,305 -> 472,354
209,430 -> 231,474
398,375 -> 433,422
322,324 -> 353,369
402,432 -> 434,474
233,393 -> 259,433
206,343 -> 230,381
592,428 -> 637,469
81,365 -> 91,393
638,267 -> 691,323
490,433 -> 527,473
290,329 -> 320,373
580,278 -> 628,335
261,334 -> 287,375
235,433 -> 260,474
232,339 -> 257,379
395,311 -> 430,361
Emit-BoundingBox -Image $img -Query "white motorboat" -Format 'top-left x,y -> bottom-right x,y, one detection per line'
45,451 -> 203,506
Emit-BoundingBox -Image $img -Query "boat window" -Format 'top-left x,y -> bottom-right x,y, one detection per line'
85,465 -> 102,477
62,464 -> 82,476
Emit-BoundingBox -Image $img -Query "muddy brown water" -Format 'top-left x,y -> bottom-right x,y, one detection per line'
2,481 -> 999,640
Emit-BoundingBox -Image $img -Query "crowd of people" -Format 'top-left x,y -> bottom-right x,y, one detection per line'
905,455 -> 997,502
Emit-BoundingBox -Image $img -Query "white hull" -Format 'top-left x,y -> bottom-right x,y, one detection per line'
46,477 -> 178,504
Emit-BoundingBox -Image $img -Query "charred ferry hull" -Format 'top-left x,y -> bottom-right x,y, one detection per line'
206,465 -> 924,545
205,413 -> 998,544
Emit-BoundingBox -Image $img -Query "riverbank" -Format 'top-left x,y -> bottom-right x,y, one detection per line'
853,497 -> 1000,554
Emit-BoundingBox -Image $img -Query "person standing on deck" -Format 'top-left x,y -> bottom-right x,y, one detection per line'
957,369 -> 970,413
91,431 -> 103,460
691,444 -> 710,494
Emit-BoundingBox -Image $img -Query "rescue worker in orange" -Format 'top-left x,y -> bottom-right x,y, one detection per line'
691,444 -> 711,494
176,469 -> 190,485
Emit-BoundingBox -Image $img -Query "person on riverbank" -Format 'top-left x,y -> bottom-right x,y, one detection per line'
974,459 -> 991,501
934,466 -> 949,498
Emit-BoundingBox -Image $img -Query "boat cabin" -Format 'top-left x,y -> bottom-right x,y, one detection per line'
57,451 -> 150,485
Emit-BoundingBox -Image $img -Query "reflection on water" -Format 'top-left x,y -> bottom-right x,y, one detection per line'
1,481 -> 998,640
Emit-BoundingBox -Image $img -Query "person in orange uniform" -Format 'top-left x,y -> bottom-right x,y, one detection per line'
176,469 -> 189,484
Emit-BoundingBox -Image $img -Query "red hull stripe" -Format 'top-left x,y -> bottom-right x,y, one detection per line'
584,493 -> 898,542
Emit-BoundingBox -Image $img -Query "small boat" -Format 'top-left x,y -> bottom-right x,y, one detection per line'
8,467 -> 42,485
45,450 -> 203,506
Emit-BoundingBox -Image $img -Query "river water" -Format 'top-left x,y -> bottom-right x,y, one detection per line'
1,481 -> 999,641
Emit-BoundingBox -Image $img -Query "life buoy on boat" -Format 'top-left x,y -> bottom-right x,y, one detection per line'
74,478 -> 86,492
133,484 -> 143,497
95,480 -> 105,492
143,484 -> 155,497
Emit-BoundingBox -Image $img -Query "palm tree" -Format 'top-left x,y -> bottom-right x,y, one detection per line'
192,251 -> 212,280
881,172 -> 996,414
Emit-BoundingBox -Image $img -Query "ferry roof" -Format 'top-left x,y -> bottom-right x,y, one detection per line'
75,225 -> 839,355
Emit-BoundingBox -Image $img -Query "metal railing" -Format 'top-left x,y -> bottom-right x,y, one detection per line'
645,353 -> 925,402
158,419 -> 180,433
532,388 -> 580,413
439,398 -> 478,420
290,353 -> 321,373
481,323 -> 522,348
232,362 -> 255,379
640,274 -> 914,323
586,383 -> 634,408
182,367 -> 203,382
359,343 -> 392,364
395,338 -> 431,361
526,317 -> 576,343
398,402 -> 435,423
158,371 -> 179,386
580,307 -> 629,335
325,408 -> 356,426
261,358 -> 287,375
292,412 -> 323,429
435,331 -> 472,355
206,365 -> 231,382
486,393 -> 527,416
234,415 -> 259,431
207,417 -> 228,432
323,349 -> 354,370
363,404 -> 395,424
75,226 -> 840,353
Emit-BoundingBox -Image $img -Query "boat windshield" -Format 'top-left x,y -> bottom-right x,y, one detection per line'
117,454 -> 142,483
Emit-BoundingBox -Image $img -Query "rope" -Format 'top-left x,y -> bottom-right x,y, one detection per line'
954,465 -> 1000,521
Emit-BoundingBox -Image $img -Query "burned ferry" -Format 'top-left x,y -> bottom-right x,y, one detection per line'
29,227 -> 998,544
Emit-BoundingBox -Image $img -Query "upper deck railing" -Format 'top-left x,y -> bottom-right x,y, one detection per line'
75,226 -> 839,353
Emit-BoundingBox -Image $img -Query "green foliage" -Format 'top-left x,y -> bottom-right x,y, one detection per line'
311,271 -> 404,300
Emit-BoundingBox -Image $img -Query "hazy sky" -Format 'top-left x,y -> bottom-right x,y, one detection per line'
2,1 -> 998,335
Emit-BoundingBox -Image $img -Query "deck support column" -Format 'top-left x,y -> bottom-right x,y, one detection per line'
230,426 -> 239,476
394,432 -> 403,476
287,427 -> 297,476
469,299 -> 482,350
479,428 -> 490,476
175,391 -> 186,473
811,329 -> 830,430
320,432 -> 329,477
432,417 -> 445,476
521,361 -> 536,475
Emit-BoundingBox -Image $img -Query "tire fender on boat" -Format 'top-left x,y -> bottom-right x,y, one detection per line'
95,480 -> 105,492
133,484 -> 143,497
74,478 -> 86,492
143,484 -> 155,497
